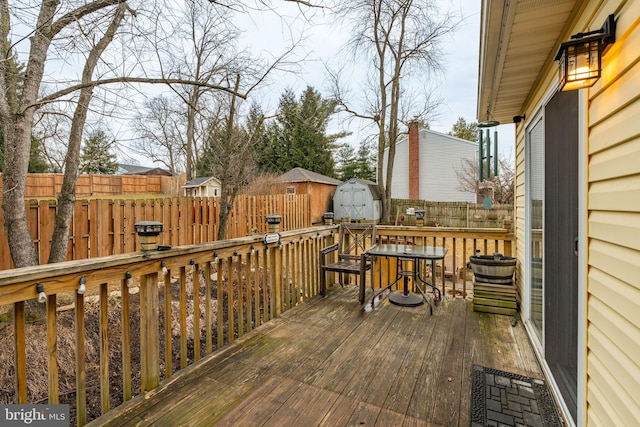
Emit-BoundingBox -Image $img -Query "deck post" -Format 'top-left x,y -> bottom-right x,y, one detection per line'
140,272 -> 160,391
266,215 -> 282,318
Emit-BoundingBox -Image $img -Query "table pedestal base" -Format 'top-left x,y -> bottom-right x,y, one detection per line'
389,291 -> 424,307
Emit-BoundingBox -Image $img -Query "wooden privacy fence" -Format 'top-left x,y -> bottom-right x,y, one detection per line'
391,200 -> 514,228
0,173 -> 185,198
0,194 -> 310,271
0,225 -> 330,426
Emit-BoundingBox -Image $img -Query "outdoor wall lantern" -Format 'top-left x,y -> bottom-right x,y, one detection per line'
555,14 -> 615,91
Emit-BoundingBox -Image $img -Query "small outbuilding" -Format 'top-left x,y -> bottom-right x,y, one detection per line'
182,176 -> 221,197
279,167 -> 342,224
333,178 -> 381,223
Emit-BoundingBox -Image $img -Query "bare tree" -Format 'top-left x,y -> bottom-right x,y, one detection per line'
199,78 -> 264,240
330,0 -> 459,223
0,0 -> 314,268
455,155 -> 515,205
48,3 -> 130,264
132,95 -> 188,174
33,113 -> 70,172
160,0 -> 242,180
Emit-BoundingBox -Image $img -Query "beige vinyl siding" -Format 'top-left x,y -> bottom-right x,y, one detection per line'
511,0 -> 640,423
586,0 -> 640,423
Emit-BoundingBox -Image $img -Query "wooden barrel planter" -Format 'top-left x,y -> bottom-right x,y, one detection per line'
470,254 -> 518,315
469,254 -> 516,284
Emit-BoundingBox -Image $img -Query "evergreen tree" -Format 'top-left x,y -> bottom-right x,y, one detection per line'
2,127 -> 50,173
335,143 -> 356,181
336,139 -> 376,182
79,129 -> 118,174
28,136 -> 48,173
256,86 -> 341,176
448,117 -> 478,142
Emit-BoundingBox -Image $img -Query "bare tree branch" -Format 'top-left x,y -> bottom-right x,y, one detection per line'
30,77 -> 247,111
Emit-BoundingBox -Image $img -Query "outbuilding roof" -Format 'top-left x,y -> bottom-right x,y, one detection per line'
279,167 -> 342,186
183,176 -> 220,188
339,178 -> 381,200
118,164 -> 172,176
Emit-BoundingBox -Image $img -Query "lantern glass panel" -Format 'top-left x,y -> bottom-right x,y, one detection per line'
559,39 -> 601,91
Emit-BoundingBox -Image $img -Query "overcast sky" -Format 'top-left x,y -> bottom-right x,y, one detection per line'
239,0 -> 515,157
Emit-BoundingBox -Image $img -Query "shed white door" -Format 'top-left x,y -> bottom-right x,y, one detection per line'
339,184 -> 367,220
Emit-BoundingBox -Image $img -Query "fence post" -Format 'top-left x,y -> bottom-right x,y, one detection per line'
139,272 -> 159,391
266,215 -> 282,318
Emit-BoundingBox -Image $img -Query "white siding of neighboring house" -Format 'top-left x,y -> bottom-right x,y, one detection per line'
383,129 -> 477,202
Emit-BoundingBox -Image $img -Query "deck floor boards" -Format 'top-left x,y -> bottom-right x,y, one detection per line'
89,286 -> 542,426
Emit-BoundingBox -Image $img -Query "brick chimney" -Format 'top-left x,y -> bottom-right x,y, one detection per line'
408,120 -> 420,200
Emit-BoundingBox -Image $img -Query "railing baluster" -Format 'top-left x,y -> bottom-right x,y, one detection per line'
140,272 -> 159,392
47,295 -> 59,404
163,266 -> 173,378
205,262 -> 213,353
121,276 -> 132,401
245,252 -> 253,333
452,238 -> 458,296
217,258 -> 224,349
100,283 -> 110,414
193,263 -> 201,361
227,256 -> 235,343
282,246 -> 289,311
75,292 -> 86,426
277,243 -> 284,317
14,301 -> 27,404
179,266 -> 187,369
463,238 -> 468,298
237,254 -> 244,338
253,251 -> 261,327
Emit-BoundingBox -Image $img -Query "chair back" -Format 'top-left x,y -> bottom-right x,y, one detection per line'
337,223 -> 376,262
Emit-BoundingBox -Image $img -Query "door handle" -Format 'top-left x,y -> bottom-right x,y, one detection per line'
574,237 -> 579,256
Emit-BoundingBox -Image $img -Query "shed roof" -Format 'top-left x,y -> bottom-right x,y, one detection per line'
340,178 -> 381,200
183,176 -> 220,188
118,164 -> 172,176
279,167 -> 342,186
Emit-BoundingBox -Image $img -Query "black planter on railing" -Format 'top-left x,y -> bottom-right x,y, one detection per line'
469,253 -> 516,284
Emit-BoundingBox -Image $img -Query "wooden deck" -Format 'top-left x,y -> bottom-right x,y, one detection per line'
89,286 -> 542,427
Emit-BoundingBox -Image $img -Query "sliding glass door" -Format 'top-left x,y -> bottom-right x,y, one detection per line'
527,115 -> 544,341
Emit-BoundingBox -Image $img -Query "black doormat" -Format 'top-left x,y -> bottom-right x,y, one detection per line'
471,365 -> 563,426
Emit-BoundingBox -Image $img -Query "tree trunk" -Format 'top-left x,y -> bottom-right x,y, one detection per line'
1,1 -> 61,267
48,4 -> 127,263
2,117 -> 40,267
217,192 -> 229,241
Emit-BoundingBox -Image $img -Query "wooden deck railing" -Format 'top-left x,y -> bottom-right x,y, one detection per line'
0,224 -> 513,426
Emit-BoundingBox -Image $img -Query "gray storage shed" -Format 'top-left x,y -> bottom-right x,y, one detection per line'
333,178 -> 381,222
